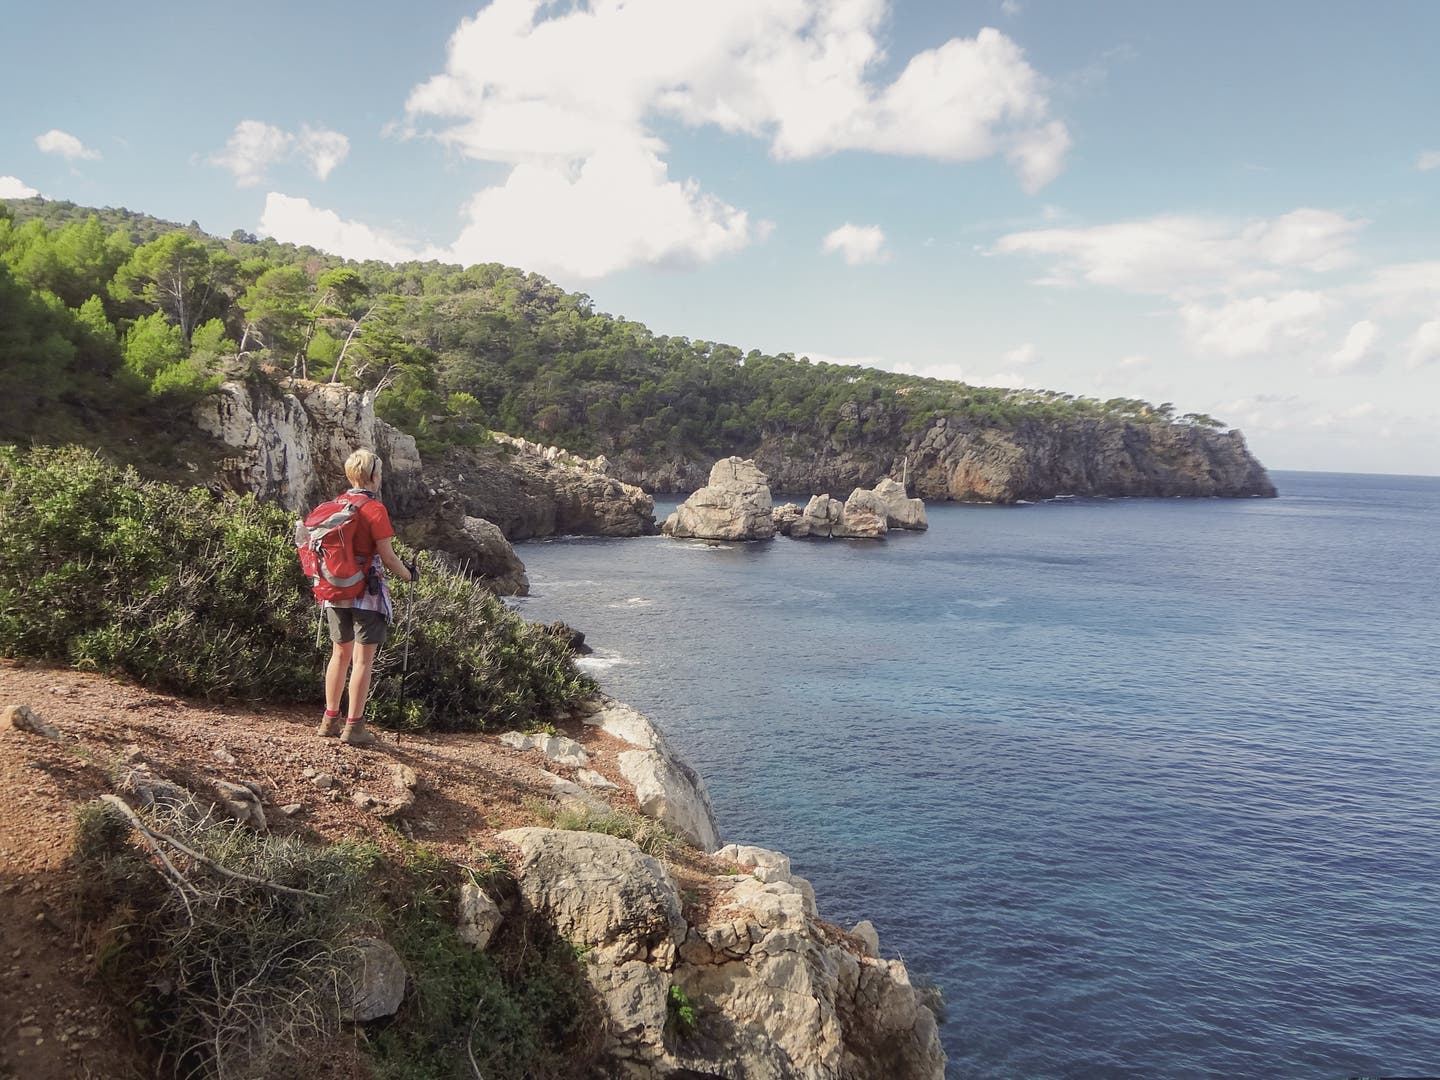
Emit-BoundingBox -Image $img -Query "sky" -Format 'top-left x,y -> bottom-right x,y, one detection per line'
3,0 -> 1438,475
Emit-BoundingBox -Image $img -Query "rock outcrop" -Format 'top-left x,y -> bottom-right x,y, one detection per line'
903,416 -> 1277,502
495,827 -> 946,1079
618,414 -> 1275,503
435,438 -> 657,541
774,478 -> 926,540
195,378 -> 425,515
582,699 -> 721,851
662,458 -> 775,541
193,378 -> 531,593
833,489 -> 889,539
872,478 -> 928,530
391,480 -> 529,595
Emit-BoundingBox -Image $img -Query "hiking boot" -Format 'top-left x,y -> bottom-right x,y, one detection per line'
317,712 -> 344,738
340,718 -> 378,746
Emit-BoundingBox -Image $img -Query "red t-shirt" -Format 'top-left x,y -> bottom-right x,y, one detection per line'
343,490 -> 394,563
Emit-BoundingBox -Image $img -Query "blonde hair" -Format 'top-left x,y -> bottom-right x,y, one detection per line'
344,449 -> 381,488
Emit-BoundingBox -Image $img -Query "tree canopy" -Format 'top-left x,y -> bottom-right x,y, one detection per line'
0,196 -> 1224,466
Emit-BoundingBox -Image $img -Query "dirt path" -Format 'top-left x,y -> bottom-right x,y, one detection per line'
0,657 -> 674,1078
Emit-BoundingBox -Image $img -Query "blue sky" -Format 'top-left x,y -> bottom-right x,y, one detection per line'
4,0 -> 1438,474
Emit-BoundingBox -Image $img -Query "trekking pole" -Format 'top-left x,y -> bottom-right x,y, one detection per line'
401,564 -> 417,675
315,608 -> 324,649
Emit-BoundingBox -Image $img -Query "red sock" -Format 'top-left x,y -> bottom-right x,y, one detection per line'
323,708 -> 340,718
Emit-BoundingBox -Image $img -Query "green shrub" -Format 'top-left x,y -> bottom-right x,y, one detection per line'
73,810 -> 605,1080
362,844 -> 605,1080
0,444 -> 592,729
666,984 -> 698,1039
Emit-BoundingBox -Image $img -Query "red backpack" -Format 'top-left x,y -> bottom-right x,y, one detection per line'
295,492 -> 373,604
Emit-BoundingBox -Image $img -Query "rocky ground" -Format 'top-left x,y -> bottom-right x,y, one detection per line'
0,658 -> 720,1078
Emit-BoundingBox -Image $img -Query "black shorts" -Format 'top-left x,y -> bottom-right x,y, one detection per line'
327,606 -> 388,646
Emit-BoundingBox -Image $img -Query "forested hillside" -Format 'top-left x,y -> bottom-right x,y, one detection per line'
0,197 -> 1227,479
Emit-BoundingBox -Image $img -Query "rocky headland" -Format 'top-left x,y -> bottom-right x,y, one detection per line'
623,413 -> 1276,503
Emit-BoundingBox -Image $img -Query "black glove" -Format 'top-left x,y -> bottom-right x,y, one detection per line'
404,559 -> 420,584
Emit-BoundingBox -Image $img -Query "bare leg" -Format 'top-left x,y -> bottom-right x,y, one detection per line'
326,641 -> 354,713
346,643 -> 380,719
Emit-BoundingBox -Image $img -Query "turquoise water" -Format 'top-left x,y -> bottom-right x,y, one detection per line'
513,472 -> 1440,1079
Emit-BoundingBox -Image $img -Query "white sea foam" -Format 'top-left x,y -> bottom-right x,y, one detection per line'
575,655 -> 632,672
953,597 -> 1009,608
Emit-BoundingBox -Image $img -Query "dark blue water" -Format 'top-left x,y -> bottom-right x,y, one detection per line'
513,472 -> 1440,1079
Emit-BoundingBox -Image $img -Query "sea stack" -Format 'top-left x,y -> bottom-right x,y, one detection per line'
663,457 -> 776,541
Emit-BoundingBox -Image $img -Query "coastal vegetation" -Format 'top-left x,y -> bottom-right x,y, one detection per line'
73,798 -> 602,1078
0,445 -> 591,730
0,197 -> 1227,472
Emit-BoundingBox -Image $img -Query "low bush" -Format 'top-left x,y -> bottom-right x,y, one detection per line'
75,800 -> 375,1079
363,843 -> 605,1080
0,444 -> 592,729
74,805 -> 605,1080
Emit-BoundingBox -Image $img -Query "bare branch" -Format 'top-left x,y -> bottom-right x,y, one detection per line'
100,795 -> 329,900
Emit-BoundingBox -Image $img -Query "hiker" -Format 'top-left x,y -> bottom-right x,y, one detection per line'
316,449 -> 416,746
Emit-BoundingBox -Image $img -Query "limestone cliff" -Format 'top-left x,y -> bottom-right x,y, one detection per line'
192,378 -> 656,594
619,413 -> 1276,502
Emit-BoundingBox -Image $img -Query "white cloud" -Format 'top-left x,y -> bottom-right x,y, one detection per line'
995,208 -> 1363,298
1310,401 -> 1377,429
977,370 -> 1031,389
1354,261 -> 1440,314
258,193 -> 435,263
296,126 -> 351,180
0,176 -> 40,198
210,121 -> 350,187
1217,393 -> 1302,435
821,223 -> 890,266
406,1 -> 1067,277
34,129 -> 99,161
1403,320 -> 1440,370
448,148 -> 759,279
1004,343 -> 1040,366
1417,150 -> 1440,171
1178,290 -> 1333,358
1325,320 -> 1381,374
1001,0 -> 1022,16
996,208 -> 1377,361
1116,353 -> 1149,368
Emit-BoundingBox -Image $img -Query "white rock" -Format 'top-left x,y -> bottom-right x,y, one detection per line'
714,843 -> 792,884
497,828 -> 685,968
213,781 -> 267,832
873,477 -> 928,530
576,768 -> 620,791
663,457 -> 775,541
851,919 -> 881,958
582,701 -> 662,749
194,380 -> 421,514
546,775 -> 611,815
457,884 -> 503,949
618,748 -> 720,852
536,734 -> 590,767
833,488 -> 889,539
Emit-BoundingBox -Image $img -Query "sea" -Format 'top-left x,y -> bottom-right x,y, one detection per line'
512,470 -> 1440,1080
